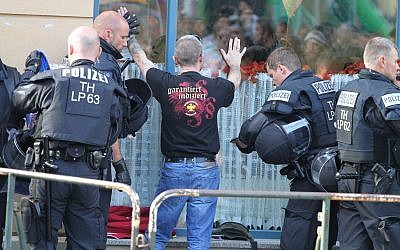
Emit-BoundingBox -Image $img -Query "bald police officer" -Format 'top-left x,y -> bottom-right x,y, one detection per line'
12,26 -> 125,249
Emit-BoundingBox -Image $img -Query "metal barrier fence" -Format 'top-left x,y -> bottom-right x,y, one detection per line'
147,189 -> 400,250
0,168 -> 142,250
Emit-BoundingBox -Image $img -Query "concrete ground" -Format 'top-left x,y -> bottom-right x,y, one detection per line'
10,237 -> 282,249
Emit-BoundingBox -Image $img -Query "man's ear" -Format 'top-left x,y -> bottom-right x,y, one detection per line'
378,55 -> 386,68
96,47 -> 102,60
173,55 -> 179,66
103,29 -> 113,41
68,44 -> 74,57
277,64 -> 285,74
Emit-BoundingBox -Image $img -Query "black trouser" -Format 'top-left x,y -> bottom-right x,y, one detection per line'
32,159 -> 105,250
98,163 -> 112,250
280,177 -> 338,250
337,164 -> 400,250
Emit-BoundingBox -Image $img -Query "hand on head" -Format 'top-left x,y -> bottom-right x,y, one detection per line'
117,6 -> 140,36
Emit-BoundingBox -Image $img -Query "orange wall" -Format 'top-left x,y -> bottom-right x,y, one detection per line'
0,0 -> 94,71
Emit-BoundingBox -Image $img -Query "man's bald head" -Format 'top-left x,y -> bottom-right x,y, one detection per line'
93,11 -> 128,36
68,26 -> 101,63
93,11 -> 129,52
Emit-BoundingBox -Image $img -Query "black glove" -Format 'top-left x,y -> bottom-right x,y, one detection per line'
25,50 -> 42,74
112,158 -> 131,185
230,138 -> 254,154
16,130 -> 35,152
122,11 -> 140,36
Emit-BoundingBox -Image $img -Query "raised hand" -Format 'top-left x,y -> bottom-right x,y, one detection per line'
118,6 -> 140,36
220,37 -> 247,69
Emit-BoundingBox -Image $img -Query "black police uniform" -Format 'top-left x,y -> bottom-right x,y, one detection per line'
239,69 -> 338,249
336,69 -> 400,250
95,38 -> 125,248
12,60 -> 124,249
0,59 -> 24,250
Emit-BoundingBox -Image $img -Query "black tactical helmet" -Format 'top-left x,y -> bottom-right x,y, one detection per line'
310,147 -> 339,192
254,115 -> 312,164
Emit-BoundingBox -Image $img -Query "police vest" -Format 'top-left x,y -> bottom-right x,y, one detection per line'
263,77 -> 336,151
33,65 -> 116,147
336,78 -> 400,164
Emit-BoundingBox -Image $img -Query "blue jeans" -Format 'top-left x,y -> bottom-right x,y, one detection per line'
155,159 -> 220,250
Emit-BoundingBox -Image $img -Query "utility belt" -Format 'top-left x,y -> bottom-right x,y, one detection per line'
337,162 -> 397,194
29,140 -> 109,171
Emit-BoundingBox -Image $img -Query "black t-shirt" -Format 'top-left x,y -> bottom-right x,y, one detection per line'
146,68 -> 235,157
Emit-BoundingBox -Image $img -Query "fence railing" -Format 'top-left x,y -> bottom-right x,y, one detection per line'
147,189 -> 400,250
0,168 -> 142,250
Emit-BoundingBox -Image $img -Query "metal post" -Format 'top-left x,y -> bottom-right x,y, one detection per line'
93,0 -> 100,19
4,174 -> 16,250
320,199 -> 331,250
0,168 -> 141,250
147,189 -> 400,249
14,203 -> 29,250
165,0 -> 178,73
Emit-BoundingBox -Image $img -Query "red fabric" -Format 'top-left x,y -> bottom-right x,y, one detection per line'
107,206 -> 150,239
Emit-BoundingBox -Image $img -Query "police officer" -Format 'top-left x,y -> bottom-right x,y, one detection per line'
12,26 -> 125,249
0,58 -> 24,250
234,47 -> 338,249
335,37 -> 400,249
92,10 -> 143,247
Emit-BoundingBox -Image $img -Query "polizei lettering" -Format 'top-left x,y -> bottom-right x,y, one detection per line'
382,93 -> 400,107
62,67 -> 109,84
64,67 -> 106,105
267,90 -> 291,102
311,80 -> 335,95
336,91 -> 358,108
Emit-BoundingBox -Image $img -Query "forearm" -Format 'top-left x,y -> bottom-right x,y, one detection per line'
227,66 -> 242,89
128,36 -> 154,78
111,139 -> 123,162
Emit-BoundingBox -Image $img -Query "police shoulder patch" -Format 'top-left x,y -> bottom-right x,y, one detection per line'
311,80 -> 335,95
337,91 -> 358,108
267,90 -> 291,102
381,93 -> 400,107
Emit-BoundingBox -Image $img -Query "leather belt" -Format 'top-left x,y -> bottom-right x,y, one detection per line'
165,156 -> 215,163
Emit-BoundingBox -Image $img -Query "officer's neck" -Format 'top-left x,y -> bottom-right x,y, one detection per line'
70,59 -> 95,67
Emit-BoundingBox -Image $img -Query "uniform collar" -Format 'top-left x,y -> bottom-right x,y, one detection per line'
100,37 -> 123,60
358,68 -> 393,84
282,69 -> 317,85
70,59 -> 95,67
